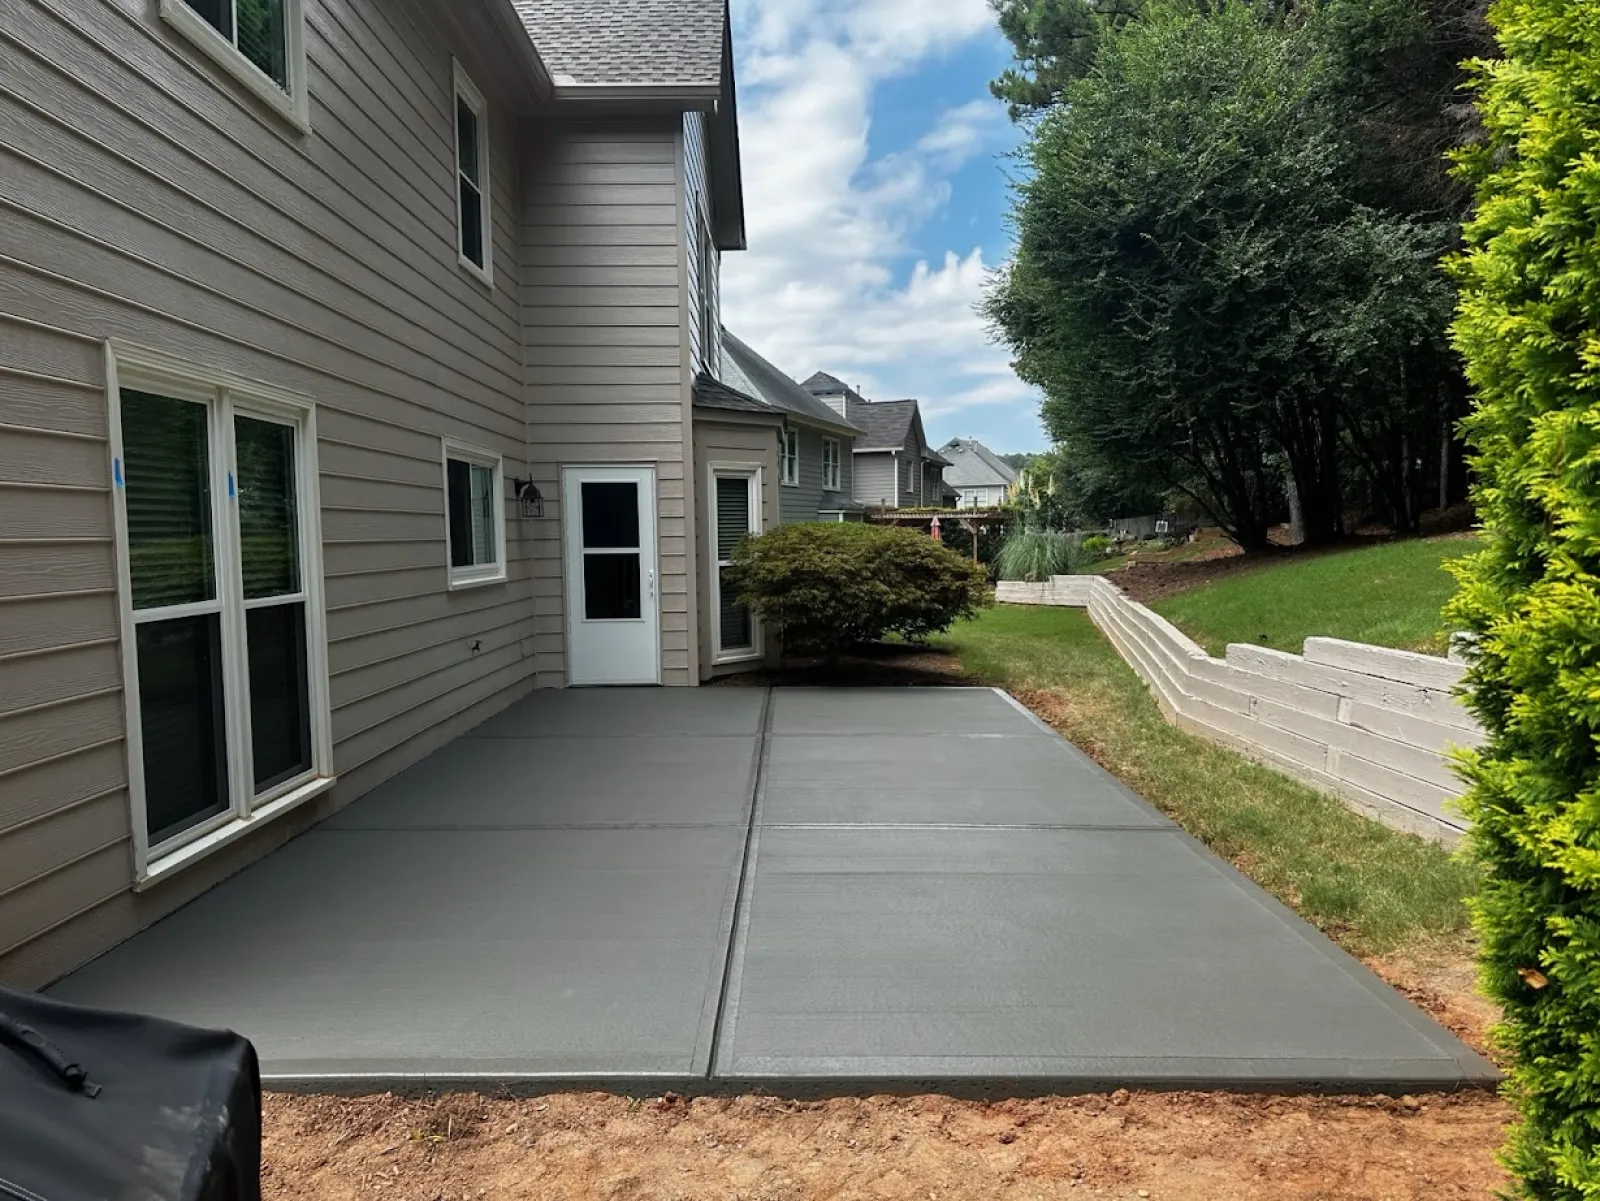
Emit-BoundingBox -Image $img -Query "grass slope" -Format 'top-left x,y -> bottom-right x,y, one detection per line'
937,605 -> 1478,954
1152,535 -> 1481,656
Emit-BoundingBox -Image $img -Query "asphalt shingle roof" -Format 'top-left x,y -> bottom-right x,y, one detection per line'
692,373 -> 778,418
511,0 -> 725,87
722,332 -> 861,435
940,438 -> 1021,489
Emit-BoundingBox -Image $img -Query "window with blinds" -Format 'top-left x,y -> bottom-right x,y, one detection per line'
444,442 -> 506,588
160,0 -> 307,130
111,351 -> 329,879
714,472 -> 759,658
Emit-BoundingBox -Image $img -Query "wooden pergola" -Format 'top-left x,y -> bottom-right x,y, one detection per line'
865,507 -> 1015,561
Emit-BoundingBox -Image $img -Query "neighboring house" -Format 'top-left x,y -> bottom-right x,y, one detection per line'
801,373 -> 952,509
720,331 -> 864,523
940,438 -> 1020,509
0,0 -> 761,987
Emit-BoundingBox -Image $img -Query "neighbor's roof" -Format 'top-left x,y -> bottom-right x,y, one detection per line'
940,438 -> 1020,489
511,0 -> 726,89
802,374 -> 951,461
692,372 -> 780,419
722,332 -> 862,436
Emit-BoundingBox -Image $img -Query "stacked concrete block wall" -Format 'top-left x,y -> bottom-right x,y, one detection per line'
995,576 -> 1481,843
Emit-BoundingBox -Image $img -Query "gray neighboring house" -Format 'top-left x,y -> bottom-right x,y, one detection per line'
802,373 -> 952,509
721,331 -> 864,523
0,0 -> 761,986
940,438 -> 1020,508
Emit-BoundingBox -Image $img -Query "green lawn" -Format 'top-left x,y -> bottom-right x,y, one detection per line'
936,605 -> 1478,955
1151,534 -> 1482,657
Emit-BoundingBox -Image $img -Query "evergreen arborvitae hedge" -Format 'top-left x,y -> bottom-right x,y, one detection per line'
1447,0 -> 1600,1194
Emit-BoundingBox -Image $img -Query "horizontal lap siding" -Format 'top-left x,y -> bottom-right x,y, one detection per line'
855,452 -> 897,508
0,0 -> 534,986
694,418 -> 781,679
780,425 -> 855,524
522,118 -> 695,687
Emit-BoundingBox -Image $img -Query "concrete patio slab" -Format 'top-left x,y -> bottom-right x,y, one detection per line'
48,684 -> 1495,1094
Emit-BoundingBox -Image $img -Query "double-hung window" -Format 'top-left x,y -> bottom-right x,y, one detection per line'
453,62 -> 493,284
108,344 -> 331,883
161,0 -> 308,129
821,437 -> 841,492
443,441 -> 506,588
780,428 -> 799,486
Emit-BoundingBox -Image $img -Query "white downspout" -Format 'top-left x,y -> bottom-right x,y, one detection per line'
892,451 -> 900,508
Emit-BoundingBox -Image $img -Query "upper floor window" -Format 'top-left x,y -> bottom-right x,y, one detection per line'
822,438 -> 841,492
453,62 -> 493,285
161,0 -> 308,130
780,428 -> 799,486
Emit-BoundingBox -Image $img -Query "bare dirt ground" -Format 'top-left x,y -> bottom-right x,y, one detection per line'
262,640 -> 1511,1200
263,1088 -> 1508,1201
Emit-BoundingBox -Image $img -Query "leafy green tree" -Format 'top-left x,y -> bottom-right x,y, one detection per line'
1445,0 -> 1600,1193
988,2 -> 1457,548
989,0 -> 1137,119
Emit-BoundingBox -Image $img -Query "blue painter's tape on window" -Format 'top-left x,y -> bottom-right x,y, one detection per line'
113,457 -> 124,487
228,472 -> 236,499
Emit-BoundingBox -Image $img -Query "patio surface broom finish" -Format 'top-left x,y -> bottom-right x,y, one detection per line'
50,687 -> 1494,1094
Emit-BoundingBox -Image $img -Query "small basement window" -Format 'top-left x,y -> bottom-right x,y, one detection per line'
443,441 -> 506,587
161,0 -> 308,129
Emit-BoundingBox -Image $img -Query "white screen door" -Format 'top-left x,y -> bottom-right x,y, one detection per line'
562,466 -> 660,685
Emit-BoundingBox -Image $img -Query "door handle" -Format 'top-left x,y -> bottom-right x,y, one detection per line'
648,569 -> 656,599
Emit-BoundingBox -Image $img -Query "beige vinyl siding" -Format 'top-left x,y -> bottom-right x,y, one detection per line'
682,111 -> 720,377
780,425 -> 855,524
855,452 -> 898,508
521,117 -> 695,687
693,416 -> 781,680
0,0 -> 536,987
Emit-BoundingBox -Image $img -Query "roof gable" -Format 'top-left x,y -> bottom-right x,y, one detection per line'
939,438 -> 1020,488
721,333 -> 861,434
511,0 -> 725,89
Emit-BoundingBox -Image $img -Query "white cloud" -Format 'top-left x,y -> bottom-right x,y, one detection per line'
722,0 -> 1044,447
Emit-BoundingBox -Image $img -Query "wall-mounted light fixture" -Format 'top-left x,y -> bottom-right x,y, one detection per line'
513,478 -> 544,519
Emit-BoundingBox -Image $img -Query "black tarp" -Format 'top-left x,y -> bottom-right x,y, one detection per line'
0,985 -> 260,1201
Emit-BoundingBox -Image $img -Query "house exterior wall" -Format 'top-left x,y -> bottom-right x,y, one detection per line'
854,452 -> 898,508
682,111 -> 720,379
519,115 -> 696,688
0,0 -> 695,986
693,415 -> 780,680
779,424 -> 853,524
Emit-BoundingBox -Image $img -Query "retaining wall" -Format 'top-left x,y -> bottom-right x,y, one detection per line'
996,576 -> 1481,844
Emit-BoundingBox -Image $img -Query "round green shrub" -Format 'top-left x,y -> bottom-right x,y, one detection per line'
1081,534 -> 1113,559
725,522 -> 989,658
1446,0 -> 1600,1193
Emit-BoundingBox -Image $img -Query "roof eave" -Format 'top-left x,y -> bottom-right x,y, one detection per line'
707,12 -> 747,251
551,81 -> 723,106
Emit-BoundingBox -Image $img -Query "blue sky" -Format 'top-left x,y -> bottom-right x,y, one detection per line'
722,0 -> 1046,455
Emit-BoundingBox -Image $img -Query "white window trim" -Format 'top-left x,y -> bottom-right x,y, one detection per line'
780,427 -> 799,487
452,60 -> 493,287
442,437 -> 508,589
821,437 -> 841,492
709,462 -> 764,665
160,0 -> 309,132
105,341 -> 334,887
